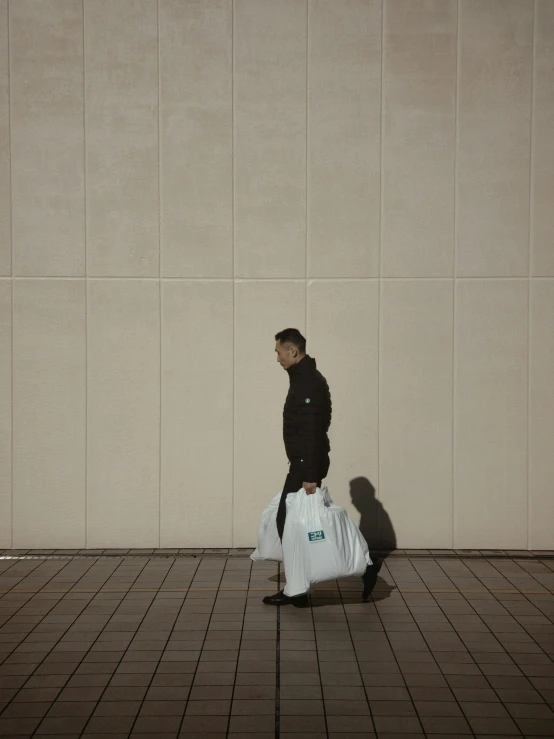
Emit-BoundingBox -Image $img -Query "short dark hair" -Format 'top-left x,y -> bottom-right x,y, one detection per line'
275,328 -> 306,354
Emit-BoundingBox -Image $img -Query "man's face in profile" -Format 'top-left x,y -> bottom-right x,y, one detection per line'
275,341 -> 295,370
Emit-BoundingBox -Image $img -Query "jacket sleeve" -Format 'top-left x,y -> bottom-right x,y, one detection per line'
296,381 -> 327,482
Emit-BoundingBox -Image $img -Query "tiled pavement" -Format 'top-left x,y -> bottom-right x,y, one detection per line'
0,550 -> 553,738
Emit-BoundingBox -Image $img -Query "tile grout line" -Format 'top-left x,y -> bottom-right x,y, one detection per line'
526,0 -> 536,554
378,0 -> 384,286
157,0 -> 162,551
452,0 -> 460,552
307,595 -> 329,738
376,0 -> 384,542
453,0 -> 460,283
83,0 -> 88,552
305,0 -> 309,338
2,550 -> 554,562
274,563 -> 281,739
4,275 -> 549,282
7,0 -> 13,551
2,584 -> 550,595
339,581 -> 376,737
225,558 -> 253,738
231,0 -> 235,551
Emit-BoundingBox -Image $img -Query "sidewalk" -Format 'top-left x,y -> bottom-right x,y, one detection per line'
0,550 -> 553,738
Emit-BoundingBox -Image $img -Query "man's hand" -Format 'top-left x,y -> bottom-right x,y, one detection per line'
303,482 -> 317,495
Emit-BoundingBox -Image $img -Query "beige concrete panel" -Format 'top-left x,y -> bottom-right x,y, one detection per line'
529,280 -> 554,549
456,0 -> 533,277
307,280 -> 379,535
308,0 -> 381,278
382,0 -> 457,277
454,280 -> 528,549
234,280 -> 305,545
161,281 -> 233,547
0,281 -> 11,546
531,1 -> 554,277
10,0 -> 85,277
160,0 -> 232,278
12,280 -> 86,547
85,0 -> 159,277
380,281 -> 453,547
87,280 -> 160,547
0,1 -> 9,276
234,0 -> 306,278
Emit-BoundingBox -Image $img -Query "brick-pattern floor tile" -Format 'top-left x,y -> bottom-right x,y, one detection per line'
1,551 -> 553,738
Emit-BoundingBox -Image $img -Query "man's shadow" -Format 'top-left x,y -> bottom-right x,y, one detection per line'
350,476 -> 396,559
350,476 -> 396,601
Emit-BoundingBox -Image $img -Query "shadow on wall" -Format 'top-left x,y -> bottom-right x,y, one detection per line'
350,476 -> 396,556
350,476 -> 397,596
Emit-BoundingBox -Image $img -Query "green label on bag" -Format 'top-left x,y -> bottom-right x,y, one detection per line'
308,530 -> 325,542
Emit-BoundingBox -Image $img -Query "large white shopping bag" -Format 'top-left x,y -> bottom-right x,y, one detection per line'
281,487 -> 371,597
250,492 -> 283,563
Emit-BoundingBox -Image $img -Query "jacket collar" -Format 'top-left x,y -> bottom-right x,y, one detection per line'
287,355 -> 316,378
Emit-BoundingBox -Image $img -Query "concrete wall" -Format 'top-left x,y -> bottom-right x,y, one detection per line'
0,0 -> 553,549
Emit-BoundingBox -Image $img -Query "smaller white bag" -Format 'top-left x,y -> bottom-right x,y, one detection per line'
282,488 -> 371,597
250,492 -> 283,563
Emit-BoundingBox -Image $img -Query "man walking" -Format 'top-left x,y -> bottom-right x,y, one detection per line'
263,328 -> 332,607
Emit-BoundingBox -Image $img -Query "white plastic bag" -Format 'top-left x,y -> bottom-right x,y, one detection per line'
250,492 -> 283,563
251,487 -> 371,598
282,487 -> 371,597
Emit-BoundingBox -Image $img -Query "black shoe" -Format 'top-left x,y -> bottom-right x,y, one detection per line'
362,560 -> 382,602
263,590 -> 309,608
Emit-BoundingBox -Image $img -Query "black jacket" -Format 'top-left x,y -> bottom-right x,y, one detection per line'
283,356 -> 332,481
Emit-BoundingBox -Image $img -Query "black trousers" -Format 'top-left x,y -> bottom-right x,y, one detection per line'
276,457 -> 330,541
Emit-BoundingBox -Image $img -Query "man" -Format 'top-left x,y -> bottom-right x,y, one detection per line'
263,328 -> 332,607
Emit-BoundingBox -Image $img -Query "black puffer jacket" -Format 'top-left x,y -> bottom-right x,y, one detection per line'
283,356 -> 332,481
